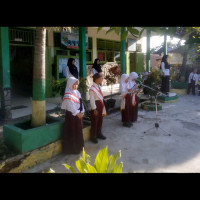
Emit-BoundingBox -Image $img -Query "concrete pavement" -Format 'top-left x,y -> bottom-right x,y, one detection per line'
23,94 -> 200,173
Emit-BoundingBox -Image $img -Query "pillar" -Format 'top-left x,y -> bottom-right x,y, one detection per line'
164,34 -> 167,55
120,27 -> 126,74
79,27 -> 87,78
0,27 -> 12,121
146,29 -> 151,72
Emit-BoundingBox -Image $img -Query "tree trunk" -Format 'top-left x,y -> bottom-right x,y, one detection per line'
31,27 -> 46,127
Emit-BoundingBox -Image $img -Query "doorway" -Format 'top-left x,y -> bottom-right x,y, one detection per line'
10,45 -> 34,97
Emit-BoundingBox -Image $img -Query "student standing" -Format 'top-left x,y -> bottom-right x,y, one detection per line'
197,70 -> 200,96
61,77 -> 84,154
187,68 -> 198,95
127,72 -> 139,123
160,55 -> 170,94
92,58 -> 102,75
89,73 -> 107,143
65,58 -> 79,79
120,74 -> 132,128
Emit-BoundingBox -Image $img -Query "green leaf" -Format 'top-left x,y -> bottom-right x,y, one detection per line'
106,27 -> 115,35
87,163 -> 97,173
107,150 -> 121,173
76,158 -> 88,173
127,27 -> 139,36
97,27 -> 103,33
94,146 -> 109,173
111,162 -> 123,173
62,164 -> 77,173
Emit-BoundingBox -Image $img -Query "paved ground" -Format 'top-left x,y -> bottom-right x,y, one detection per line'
23,94 -> 200,173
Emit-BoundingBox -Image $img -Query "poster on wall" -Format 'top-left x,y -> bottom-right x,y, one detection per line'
61,27 -> 88,50
58,57 -> 80,79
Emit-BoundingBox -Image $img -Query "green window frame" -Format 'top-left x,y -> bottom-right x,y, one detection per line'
97,38 -> 121,64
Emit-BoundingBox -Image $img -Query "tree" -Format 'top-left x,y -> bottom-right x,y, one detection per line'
31,27 -> 70,127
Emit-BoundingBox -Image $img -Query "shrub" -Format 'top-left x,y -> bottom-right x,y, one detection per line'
47,146 -> 123,173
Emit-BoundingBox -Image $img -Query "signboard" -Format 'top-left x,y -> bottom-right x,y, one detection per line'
61,27 -> 88,49
58,56 -> 80,79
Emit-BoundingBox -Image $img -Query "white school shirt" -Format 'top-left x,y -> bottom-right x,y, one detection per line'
89,82 -> 103,110
61,90 -> 85,116
188,72 -> 198,85
65,66 -> 79,79
161,62 -> 170,76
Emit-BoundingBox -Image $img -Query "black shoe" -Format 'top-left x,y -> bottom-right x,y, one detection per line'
91,138 -> 98,143
128,122 -> 133,126
97,134 -> 106,140
123,122 -> 131,128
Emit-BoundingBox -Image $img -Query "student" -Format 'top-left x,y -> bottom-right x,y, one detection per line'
89,73 -> 107,143
127,72 -> 139,123
92,58 -> 102,75
160,55 -> 170,95
65,58 -> 79,79
197,70 -> 200,96
61,77 -> 84,154
187,68 -> 198,95
120,74 -> 133,128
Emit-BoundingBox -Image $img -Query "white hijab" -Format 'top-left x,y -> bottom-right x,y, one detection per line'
120,74 -> 129,94
64,77 -> 79,95
128,72 -> 138,89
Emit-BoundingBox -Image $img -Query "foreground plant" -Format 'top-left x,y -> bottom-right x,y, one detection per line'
48,146 -> 123,173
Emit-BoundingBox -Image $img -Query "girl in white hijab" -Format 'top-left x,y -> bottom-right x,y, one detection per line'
120,74 -> 133,127
61,77 -> 85,154
127,72 -> 139,123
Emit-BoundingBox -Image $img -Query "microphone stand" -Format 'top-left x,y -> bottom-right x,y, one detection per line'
129,80 -> 171,136
143,91 -> 171,136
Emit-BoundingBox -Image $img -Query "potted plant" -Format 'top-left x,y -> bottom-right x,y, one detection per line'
141,70 -> 162,111
104,65 -> 121,109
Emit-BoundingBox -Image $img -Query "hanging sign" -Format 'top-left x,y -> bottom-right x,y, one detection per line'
61,27 -> 88,49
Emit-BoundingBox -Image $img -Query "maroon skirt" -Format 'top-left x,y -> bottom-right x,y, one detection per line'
130,94 -> 139,123
121,93 -> 132,122
90,100 -> 103,139
62,110 -> 84,154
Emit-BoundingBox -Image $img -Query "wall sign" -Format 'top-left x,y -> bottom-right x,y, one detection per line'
61,27 -> 88,49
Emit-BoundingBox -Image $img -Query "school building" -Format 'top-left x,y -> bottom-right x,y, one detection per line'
1,27 -> 160,121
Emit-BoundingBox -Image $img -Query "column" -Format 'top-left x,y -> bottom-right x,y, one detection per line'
120,27 -> 126,74
146,29 -> 151,72
79,27 -> 87,78
0,27 -> 12,121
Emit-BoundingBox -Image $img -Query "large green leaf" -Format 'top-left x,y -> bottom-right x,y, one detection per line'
111,162 -> 123,173
76,158 -> 88,173
107,150 -> 121,173
97,27 -> 103,33
106,27 -> 115,35
94,146 -> 109,173
87,163 -> 97,173
62,164 -> 77,173
127,27 -> 139,36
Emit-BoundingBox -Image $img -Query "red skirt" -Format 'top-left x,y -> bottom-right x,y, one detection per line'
90,100 -> 103,139
121,93 -> 132,122
62,110 -> 84,154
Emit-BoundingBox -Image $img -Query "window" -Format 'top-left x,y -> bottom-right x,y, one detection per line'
97,39 -> 120,63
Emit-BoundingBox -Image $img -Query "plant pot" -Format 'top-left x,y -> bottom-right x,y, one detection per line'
141,100 -> 162,111
106,99 -> 116,109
